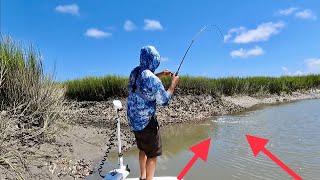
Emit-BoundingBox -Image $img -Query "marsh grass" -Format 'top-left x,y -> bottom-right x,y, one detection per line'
0,37 -> 65,179
65,74 -> 320,101
175,75 -> 320,96
65,76 -> 128,101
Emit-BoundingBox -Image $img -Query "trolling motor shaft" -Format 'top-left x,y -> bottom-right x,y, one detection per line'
103,101 -> 182,180
103,100 -> 130,180
113,100 -> 124,167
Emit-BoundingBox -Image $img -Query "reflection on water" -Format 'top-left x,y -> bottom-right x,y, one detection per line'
93,99 -> 320,180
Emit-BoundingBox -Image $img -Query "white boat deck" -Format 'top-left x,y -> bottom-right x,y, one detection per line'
127,177 -> 179,180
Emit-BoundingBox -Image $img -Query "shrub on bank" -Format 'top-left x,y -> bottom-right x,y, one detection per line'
0,37 -> 65,178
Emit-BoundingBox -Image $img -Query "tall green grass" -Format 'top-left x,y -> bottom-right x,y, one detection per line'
0,37 -> 43,107
65,76 -> 128,101
1,36 -> 64,179
65,74 -> 320,101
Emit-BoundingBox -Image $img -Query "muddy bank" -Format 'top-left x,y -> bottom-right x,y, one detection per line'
17,89 -> 320,179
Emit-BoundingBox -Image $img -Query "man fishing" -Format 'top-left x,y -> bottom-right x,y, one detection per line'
127,46 -> 180,180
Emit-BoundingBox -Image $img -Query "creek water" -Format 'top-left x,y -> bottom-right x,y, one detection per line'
92,99 -> 320,180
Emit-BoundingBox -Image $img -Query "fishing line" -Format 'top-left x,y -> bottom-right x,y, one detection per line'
175,25 -> 224,76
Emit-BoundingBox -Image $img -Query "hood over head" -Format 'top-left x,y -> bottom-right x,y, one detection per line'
139,46 -> 160,72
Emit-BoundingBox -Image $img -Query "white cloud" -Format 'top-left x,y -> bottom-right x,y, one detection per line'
124,20 -> 137,31
281,67 -> 305,76
55,4 -> 79,16
224,27 -> 246,42
230,46 -> 264,59
305,58 -> 320,72
144,19 -> 163,31
277,7 -> 299,16
201,72 -> 208,77
84,28 -> 112,39
281,66 -> 288,72
282,58 -> 320,76
276,7 -> 317,21
225,22 -> 285,44
160,56 -> 169,62
295,9 -> 317,20
281,66 -> 292,75
294,70 -> 304,75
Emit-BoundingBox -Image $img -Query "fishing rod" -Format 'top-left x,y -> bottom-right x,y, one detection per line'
175,25 -> 224,76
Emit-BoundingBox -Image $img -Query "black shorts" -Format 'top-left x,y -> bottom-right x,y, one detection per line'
133,117 -> 162,158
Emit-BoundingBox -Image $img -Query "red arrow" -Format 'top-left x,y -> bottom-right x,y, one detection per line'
246,134 -> 302,180
177,138 -> 211,180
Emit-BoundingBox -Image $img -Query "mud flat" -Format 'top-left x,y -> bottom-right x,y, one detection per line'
6,89 -> 320,179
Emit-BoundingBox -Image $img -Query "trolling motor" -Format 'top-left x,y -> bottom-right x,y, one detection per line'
101,101 -> 181,180
103,100 -> 130,180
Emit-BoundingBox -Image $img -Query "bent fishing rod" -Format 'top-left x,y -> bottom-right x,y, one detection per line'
175,25 -> 224,76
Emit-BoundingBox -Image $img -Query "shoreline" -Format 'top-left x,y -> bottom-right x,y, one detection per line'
19,89 -> 320,179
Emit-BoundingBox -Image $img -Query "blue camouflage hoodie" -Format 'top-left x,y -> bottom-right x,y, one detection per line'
127,46 -> 171,131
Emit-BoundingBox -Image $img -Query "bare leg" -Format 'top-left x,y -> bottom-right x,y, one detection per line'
146,157 -> 157,180
139,150 -> 147,179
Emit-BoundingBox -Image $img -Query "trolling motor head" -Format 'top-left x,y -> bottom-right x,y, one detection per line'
113,100 -> 123,111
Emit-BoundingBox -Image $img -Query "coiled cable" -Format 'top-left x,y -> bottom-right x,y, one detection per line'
97,119 -> 118,178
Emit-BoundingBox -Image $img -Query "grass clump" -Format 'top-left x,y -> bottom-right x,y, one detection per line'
164,75 -> 320,96
0,37 -> 65,179
65,74 -> 320,101
65,76 -> 128,101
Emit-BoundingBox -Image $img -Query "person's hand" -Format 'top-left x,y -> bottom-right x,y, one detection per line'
167,74 -> 179,95
163,69 -> 173,77
167,74 -> 180,94
171,74 -> 180,88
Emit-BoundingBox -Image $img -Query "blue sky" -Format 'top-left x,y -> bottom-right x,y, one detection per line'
1,0 -> 320,81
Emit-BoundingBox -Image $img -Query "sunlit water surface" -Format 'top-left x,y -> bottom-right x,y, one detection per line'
90,99 -> 320,180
